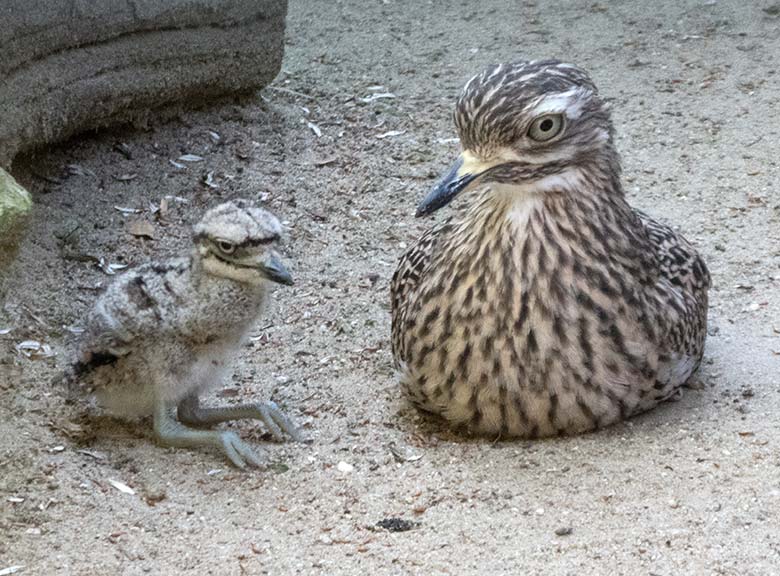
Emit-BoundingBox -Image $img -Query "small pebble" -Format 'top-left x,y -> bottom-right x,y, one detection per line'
376,517 -> 418,532
554,526 -> 573,536
337,461 -> 354,473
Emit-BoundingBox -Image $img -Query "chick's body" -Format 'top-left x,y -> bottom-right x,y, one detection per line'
72,200 -> 300,468
81,255 -> 264,418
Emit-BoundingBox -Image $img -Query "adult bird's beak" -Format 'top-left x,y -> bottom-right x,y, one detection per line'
261,254 -> 294,286
415,151 -> 501,217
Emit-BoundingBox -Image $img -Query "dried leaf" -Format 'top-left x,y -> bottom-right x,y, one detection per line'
114,143 -> 133,159
108,479 -> 135,495
77,449 -> 106,460
126,220 -> 156,240
169,159 -> 186,169
388,443 -> 422,463
208,130 -> 221,144
0,566 -> 25,575
55,420 -> 85,438
0,328 -> 12,335
113,173 -> 137,182
67,164 -> 95,177
307,122 -> 322,137
178,154 -> 204,163
313,157 -> 338,167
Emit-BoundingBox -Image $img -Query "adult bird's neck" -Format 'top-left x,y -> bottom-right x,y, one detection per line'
448,157 -> 640,266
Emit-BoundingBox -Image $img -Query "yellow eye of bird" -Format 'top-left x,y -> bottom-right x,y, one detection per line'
528,114 -> 564,142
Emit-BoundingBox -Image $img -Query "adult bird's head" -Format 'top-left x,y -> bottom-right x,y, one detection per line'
194,200 -> 293,287
416,60 -> 618,217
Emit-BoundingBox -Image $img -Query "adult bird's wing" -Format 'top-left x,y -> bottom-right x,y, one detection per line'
637,210 -> 711,390
390,223 -> 449,366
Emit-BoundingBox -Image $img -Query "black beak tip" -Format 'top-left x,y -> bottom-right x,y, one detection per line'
415,186 -> 446,218
414,170 -> 476,219
270,271 -> 294,286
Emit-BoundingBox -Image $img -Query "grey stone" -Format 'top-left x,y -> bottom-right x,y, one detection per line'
0,168 -> 32,292
0,168 -> 32,243
0,0 -> 288,167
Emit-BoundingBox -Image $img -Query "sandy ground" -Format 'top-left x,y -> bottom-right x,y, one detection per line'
2,0 -> 780,574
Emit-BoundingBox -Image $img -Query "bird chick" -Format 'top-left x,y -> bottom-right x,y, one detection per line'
70,200 -> 301,468
391,60 -> 710,438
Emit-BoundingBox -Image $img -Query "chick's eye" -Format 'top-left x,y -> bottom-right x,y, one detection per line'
217,240 -> 236,254
528,114 -> 564,142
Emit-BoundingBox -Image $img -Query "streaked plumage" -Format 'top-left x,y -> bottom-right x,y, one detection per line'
391,60 -> 710,438
68,200 -> 301,468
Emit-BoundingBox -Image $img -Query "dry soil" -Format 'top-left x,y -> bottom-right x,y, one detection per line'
1,1 -> 779,574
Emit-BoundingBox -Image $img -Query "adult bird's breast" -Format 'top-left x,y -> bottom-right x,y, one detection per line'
398,198 -> 651,438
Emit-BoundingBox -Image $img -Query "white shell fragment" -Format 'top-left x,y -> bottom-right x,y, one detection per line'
15,340 -> 54,359
97,258 -> 128,275
376,130 -> 406,139
108,479 -> 135,495
178,154 -> 204,163
203,171 -> 219,189
359,92 -> 396,103
113,206 -> 142,215
307,121 -> 322,137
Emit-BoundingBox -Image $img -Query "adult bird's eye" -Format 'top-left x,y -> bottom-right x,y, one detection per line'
216,240 -> 236,255
528,114 -> 564,142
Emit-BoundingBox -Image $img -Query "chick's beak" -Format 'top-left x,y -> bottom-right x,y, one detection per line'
261,254 -> 294,286
415,151 -> 500,217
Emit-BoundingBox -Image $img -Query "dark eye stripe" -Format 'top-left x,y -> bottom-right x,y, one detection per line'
198,233 -> 280,247
248,233 -> 280,246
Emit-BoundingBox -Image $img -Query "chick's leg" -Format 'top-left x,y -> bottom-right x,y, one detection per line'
177,394 -> 303,442
153,400 -> 264,469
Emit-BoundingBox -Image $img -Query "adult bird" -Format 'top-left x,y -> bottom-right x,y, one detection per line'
391,60 -> 710,438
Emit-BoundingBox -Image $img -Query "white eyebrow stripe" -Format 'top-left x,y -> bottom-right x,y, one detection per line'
530,87 -> 590,119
